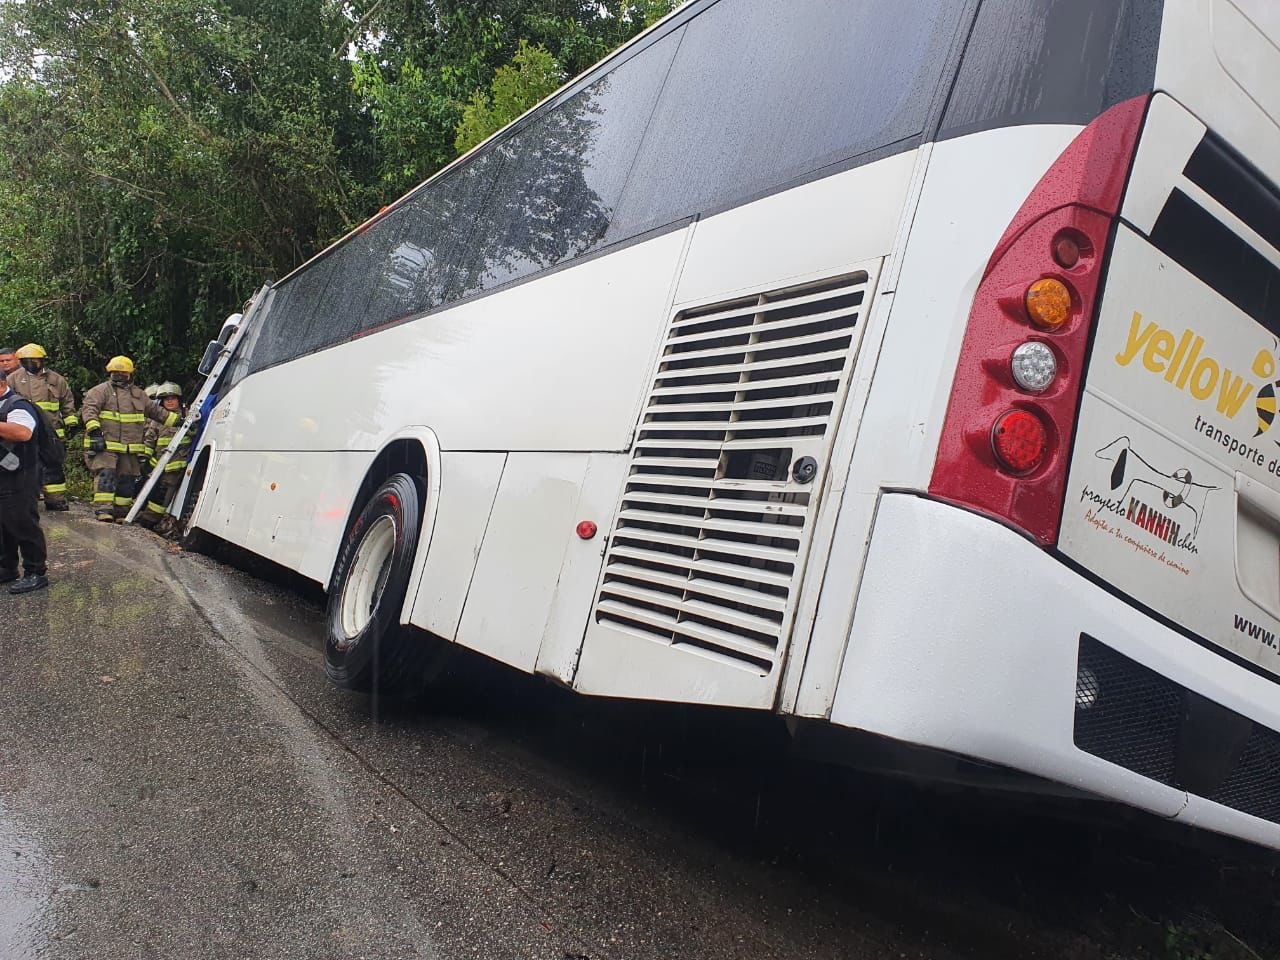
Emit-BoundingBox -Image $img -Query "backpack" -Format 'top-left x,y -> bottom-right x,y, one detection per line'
0,392 -> 65,470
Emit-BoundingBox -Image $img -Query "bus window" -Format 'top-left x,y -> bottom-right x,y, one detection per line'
458,32 -> 678,298
609,0 -> 966,238
251,253 -> 338,372
940,0 -> 1164,138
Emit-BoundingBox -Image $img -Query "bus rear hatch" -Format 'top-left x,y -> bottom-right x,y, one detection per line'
1059,81 -> 1280,677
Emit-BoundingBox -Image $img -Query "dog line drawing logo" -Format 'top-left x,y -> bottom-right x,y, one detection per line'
1094,437 -> 1217,539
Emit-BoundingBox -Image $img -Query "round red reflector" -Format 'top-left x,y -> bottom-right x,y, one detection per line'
1053,235 -> 1081,269
576,520 -> 598,540
991,409 -> 1048,474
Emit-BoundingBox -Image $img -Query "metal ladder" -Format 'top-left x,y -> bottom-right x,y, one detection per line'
124,284 -> 271,525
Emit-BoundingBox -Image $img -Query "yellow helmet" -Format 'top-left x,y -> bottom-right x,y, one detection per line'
155,381 -> 182,400
16,343 -> 47,360
106,355 -> 135,375
144,383 -> 160,399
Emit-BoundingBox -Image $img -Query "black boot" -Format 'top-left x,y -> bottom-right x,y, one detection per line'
9,574 -> 49,594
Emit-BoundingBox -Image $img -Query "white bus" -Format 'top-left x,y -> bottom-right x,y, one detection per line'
185,0 -> 1280,850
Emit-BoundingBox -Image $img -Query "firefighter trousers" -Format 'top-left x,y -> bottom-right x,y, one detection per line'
41,462 -> 67,509
90,452 -> 143,521
137,472 -> 181,528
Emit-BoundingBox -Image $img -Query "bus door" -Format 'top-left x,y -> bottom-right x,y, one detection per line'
1059,2 -> 1280,680
572,265 -> 882,709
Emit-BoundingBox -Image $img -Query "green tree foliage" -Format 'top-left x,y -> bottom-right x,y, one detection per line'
346,0 -> 683,194
0,0 -> 682,394
0,0 -> 375,385
454,40 -> 563,155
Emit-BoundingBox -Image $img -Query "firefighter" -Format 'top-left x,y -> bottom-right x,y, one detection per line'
80,356 -> 178,522
138,381 -> 191,530
7,344 -> 79,511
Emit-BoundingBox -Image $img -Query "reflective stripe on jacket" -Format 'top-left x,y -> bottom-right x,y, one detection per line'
81,381 -> 176,454
143,412 -> 191,471
6,367 -> 78,438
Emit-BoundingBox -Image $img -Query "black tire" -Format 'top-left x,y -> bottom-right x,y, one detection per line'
178,453 -> 215,554
325,472 -> 443,695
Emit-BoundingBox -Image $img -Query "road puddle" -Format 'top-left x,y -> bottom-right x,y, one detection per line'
0,802 -> 47,958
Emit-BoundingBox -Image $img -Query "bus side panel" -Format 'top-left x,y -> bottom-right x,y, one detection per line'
794,123 -> 1083,718
453,452 -> 591,672
451,451 -> 629,676
195,448 -> 371,584
220,229 -> 692,456
403,450 -> 626,672
535,453 -> 632,684
405,452 -> 506,641
672,151 -> 916,306
570,163 -> 913,710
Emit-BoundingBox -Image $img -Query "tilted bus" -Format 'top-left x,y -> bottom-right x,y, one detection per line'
184,0 -> 1280,850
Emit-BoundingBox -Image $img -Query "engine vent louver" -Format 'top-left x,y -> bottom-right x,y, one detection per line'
594,273 -> 869,674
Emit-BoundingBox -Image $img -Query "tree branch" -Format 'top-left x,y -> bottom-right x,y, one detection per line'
90,170 -> 168,203
116,27 -> 216,144
340,0 -> 386,56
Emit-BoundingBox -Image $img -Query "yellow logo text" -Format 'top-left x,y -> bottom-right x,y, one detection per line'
1115,312 -> 1256,419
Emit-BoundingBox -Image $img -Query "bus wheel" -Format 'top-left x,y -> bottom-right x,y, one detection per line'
178,454 -> 214,554
325,472 -> 438,695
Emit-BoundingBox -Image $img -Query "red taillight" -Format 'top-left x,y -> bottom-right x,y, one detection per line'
991,409 -> 1048,473
928,96 -> 1149,546
576,520 -> 598,540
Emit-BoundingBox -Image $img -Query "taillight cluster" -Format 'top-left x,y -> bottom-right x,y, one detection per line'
928,96 -> 1150,546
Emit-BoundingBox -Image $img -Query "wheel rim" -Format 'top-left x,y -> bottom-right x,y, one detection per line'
337,514 -> 397,646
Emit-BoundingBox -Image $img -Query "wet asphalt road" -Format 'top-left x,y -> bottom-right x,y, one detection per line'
1,509 -> 1279,960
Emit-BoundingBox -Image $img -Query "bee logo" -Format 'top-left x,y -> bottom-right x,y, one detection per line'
1254,345 -> 1280,438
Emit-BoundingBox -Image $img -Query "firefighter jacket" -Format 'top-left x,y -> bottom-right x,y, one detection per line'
80,381 -> 177,456
7,366 -> 79,439
143,408 -> 191,473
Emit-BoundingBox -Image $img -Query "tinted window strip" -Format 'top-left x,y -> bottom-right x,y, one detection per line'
938,0 -> 1163,141
1149,189 -> 1280,337
248,0 -> 970,377
1184,134 -> 1280,255
269,0 -> 720,294
242,137 -> 923,379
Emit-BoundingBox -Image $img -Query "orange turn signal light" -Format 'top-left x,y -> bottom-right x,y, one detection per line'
1025,278 -> 1072,330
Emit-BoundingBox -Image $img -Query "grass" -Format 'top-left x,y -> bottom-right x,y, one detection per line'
64,452 -> 94,501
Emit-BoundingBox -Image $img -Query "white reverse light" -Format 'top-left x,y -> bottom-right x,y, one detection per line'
1011,341 -> 1057,393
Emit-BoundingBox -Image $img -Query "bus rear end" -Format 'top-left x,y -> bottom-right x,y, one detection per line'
827,0 -> 1280,848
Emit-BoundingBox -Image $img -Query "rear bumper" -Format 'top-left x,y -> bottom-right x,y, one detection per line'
830,493 -> 1280,851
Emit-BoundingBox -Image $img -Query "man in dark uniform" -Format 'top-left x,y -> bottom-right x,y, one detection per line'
0,346 -> 18,379
0,369 -> 49,593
